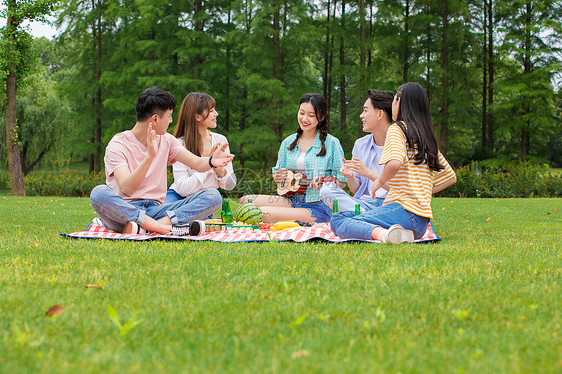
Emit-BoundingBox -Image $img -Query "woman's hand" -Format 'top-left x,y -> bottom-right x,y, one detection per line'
340,158 -> 354,178
211,143 -> 234,167
273,168 -> 288,184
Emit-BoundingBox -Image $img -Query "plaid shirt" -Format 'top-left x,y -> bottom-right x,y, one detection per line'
272,132 -> 347,202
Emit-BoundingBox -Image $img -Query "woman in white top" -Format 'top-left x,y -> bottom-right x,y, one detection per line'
166,92 -> 236,205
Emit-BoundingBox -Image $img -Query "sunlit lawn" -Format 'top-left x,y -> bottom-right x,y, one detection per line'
0,196 -> 560,373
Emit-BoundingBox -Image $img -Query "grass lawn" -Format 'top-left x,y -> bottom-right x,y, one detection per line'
0,196 -> 560,373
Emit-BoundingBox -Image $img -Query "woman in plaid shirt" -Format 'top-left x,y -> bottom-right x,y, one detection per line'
239,93 -> 347,223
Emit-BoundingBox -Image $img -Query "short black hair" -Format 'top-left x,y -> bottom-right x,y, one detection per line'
367,89 -> 394,122
136,87 -> 177,121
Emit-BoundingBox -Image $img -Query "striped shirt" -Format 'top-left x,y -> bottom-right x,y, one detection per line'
380,123 -> 456,220
272,132 -> 346,202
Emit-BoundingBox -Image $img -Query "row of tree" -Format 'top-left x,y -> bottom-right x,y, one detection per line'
2,0 -> 561,195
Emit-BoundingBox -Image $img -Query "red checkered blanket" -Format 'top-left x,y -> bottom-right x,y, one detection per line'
61,222 -> 440,243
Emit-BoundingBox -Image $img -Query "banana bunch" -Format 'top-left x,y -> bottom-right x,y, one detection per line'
270,220 -> 301,231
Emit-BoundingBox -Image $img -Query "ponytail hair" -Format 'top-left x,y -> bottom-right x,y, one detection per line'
394,82 -> 444,172
287,93 -> 329,157
173,92 -> 216,157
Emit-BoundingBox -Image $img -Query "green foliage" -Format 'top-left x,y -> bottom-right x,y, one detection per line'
1,41 -> 74,174
12,0 -> 558,176
441,160 -> 562,198
24,170 -> 105,197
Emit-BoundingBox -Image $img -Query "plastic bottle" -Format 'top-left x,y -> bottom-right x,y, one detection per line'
221,199 -> 234,223
332,200 -> 339,216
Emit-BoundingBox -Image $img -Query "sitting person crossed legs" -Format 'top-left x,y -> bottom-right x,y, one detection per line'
320,89 -> 394,213
90,87 -> 234,236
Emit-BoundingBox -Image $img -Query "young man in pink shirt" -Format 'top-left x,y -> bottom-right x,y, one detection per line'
90,87 -> 234,236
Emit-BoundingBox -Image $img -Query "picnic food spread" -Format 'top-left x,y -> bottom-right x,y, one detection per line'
203,218 -> 318,232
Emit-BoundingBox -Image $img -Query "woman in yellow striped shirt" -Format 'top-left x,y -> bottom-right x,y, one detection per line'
330,82 -> 457,244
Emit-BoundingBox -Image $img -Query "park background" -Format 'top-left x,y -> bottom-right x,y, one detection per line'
0,2 -> 561,373
1,0 -> 561,197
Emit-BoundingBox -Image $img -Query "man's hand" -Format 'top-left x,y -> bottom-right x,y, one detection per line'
147,123 -> 157,160
344,157 -> 377,179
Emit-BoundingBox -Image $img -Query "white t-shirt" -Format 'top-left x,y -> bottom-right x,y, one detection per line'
296,152 -> 306,173
169,132 -> 237,197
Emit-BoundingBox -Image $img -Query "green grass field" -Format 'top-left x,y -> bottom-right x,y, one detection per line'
0,196 -> 560,373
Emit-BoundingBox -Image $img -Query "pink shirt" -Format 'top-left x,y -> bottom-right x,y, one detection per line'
104,131 -> 184,204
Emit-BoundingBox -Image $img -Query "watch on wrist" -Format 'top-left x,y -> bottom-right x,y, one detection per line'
209,155 -> 216,168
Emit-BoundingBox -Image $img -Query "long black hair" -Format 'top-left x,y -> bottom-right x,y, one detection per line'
287,93 -> 329,157
394,82 -> 444,171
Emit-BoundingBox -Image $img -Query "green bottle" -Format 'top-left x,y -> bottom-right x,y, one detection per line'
354,204 -> 361,216
332,200 -> 339,216
221,199 -> 233,223
248,199 -> 252,204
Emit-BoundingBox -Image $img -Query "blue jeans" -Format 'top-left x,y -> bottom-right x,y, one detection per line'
319,183 -> 384,213
165,188 -> 216,219
330,202 -> 429,240
90,185 -> 221,233
288,193 -> 332,223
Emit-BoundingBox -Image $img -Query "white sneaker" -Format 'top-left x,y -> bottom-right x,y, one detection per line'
92,217 -> 104,227
123,221 -> 148,235
383,224 -> 414,244
170,221 -> 205,236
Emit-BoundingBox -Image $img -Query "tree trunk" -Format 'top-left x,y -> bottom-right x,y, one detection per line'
486,0 -> 494,156
271,0 -> 283,142
360,0 -> 365,71
339,0 -> 346,131
5,2 -> 26,196
94,2 -> 102,173
368,3 -> 373,66
439,0 -> 449,156
403,0 -> 410,83
323,0 -> 331,98
225,8 -> 232,132
239,85 -> 248,168
6,66 -> 26,196
521,1 -> 531,158
425,2 -> 431,101
481,0 -> 488,155
193,0 -> 204,80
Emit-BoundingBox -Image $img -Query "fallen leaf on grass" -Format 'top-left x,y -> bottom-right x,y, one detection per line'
290,313 -> 308,328
45,305 -> 63,317
85,284 -> 104,290
556,208 -> 559,211
291,350 -> 309,359
33,242 -> 39,247
486,218 -> 490,222
263,295 -> 273,300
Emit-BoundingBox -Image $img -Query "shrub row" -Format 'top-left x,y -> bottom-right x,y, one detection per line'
439,161 -> 562,198
20,162 -> 561,198
25,171 -> 105,197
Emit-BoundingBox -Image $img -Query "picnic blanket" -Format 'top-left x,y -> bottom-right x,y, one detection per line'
61,222 -> 441,243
